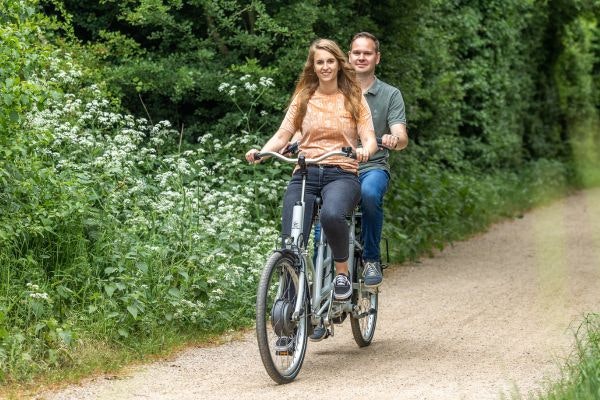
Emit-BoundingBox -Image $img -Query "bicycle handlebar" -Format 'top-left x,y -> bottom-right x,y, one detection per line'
254,147 -> 356,164
279,137 -> 387,158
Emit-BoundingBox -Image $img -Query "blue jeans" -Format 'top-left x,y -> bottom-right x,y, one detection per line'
282,166 -> 360,262
359,169 -> 390,262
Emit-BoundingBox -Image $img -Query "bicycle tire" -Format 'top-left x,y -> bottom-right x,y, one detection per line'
350,254 -> 378,347
256,251 -> 308,384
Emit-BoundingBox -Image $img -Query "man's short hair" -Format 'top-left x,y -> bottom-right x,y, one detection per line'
350,32 -> 380,53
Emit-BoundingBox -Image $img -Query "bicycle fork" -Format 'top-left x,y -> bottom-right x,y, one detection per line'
289,176 -> 307,322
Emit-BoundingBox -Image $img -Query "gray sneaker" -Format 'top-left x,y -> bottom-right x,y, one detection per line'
333,273 -> 352,300
363,261 -> 382,287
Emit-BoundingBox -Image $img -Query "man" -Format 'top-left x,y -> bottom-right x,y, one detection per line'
349,32 -> 408,288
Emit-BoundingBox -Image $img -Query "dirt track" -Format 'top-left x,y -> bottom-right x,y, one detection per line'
40,188 -> 600,400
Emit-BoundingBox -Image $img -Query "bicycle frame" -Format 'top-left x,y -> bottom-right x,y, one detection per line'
255,149 -> 356,327
308,206 -> 360,329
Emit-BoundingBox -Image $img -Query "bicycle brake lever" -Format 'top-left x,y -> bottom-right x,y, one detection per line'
341,147 -> 355,158
282,141 -> 299,155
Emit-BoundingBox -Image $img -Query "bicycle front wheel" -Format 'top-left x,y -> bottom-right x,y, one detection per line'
256,251 -> 308,384
350,256 -> 378,347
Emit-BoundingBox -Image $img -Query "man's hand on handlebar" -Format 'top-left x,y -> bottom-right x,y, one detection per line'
380,134 -> 401,149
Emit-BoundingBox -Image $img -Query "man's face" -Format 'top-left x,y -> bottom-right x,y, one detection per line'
349,37 -> 380,75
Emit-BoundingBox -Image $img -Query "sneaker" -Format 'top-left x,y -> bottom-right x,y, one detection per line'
363,261 -> 383,287
333,273 -> 352,300
275,336 -> 294,355
309,325 -> 328,342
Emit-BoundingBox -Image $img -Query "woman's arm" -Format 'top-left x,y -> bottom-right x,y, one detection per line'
360,129 -> 378,155
246,97 -> 298,163
245,129 -> 293,163
356,98 -> 378,161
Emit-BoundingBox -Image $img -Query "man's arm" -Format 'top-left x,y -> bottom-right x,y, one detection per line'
381,123 -> 408,151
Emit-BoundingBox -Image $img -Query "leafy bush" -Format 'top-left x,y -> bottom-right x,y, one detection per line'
0,50 -> 286,382
384,141 -> 571,262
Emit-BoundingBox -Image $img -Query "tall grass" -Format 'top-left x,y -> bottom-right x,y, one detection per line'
525,314 -> 600,400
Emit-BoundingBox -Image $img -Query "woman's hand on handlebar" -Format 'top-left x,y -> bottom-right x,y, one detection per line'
245,148 -> 261,164
355,147 -> 370,163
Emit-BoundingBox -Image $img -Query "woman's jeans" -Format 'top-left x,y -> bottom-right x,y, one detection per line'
281,166 -> 360,263
359,169 -> 390,262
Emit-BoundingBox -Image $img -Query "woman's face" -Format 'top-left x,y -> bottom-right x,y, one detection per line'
313,49 -> 339,85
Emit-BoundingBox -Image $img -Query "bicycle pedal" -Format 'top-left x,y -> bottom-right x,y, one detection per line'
274,337 -> 295,355
356,308 -> 377,319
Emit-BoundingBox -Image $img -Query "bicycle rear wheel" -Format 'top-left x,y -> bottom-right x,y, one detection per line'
350,256 -> 378,347
256,251 -> 308,384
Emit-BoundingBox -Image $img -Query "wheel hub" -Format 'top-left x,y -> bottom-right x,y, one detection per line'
271,299 -> 296,336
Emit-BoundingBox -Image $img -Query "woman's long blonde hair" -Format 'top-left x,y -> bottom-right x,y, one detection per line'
290,38 -> 363,131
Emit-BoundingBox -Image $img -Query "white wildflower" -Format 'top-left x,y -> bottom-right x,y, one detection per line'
218,82 -> 230,92
259,76 -> 274,87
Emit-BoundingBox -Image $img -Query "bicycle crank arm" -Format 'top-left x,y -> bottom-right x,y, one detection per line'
354,307 -> 377,319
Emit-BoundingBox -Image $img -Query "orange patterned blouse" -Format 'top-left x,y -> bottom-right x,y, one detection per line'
276,91 -> 375,174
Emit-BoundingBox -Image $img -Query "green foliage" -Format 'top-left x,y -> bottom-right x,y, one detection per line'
41,0 -> 600,173
553,14 -> 600,186
385,142 -> 570,261
1,3 -> 287,381
0,0 -> 53,136
1,63 -> 284,382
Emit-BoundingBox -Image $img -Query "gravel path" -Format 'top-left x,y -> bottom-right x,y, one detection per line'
38,188 -> 600,400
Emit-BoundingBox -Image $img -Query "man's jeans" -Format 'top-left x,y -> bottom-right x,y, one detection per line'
359,169 -> 390,262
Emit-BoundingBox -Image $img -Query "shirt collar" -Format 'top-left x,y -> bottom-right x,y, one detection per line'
364,77 -> 381,96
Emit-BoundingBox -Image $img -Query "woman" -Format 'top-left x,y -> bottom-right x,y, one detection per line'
246,38 -> 377,304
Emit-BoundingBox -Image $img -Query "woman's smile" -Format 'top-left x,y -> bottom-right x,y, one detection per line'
314,49 -> 339,83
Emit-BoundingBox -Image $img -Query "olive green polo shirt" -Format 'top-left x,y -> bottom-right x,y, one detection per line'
359,77 -> 406,175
